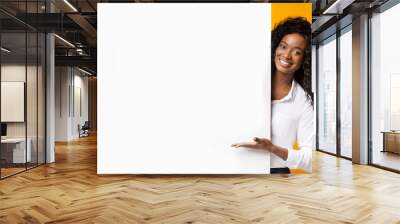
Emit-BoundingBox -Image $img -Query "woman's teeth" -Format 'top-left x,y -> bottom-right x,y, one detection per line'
280,59 -> 291,66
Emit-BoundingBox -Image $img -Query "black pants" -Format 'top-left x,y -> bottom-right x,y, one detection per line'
270,167 -> 290,174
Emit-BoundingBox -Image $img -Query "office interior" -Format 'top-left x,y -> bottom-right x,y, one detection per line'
0,0 -> 400,222
313,0 -> 400,172
0,0 -> 97,179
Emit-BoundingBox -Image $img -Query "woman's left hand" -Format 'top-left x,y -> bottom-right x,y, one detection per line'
231,137 -> 274,151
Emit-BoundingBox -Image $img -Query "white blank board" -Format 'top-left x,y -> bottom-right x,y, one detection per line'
98,3 -> 271,174
1,82 -> 24,122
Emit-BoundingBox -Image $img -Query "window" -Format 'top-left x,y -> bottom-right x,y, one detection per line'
317,35 -> 337,154
339,27 -> 352,158
370,3 -> 400,171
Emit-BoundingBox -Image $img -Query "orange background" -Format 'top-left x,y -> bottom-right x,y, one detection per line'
271,3 -> 312,174
271,3 -> 312,30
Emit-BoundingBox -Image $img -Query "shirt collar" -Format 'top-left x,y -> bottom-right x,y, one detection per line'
272,80 -> 297,104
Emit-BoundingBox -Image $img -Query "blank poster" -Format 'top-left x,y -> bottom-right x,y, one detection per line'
98,3 -> 271,174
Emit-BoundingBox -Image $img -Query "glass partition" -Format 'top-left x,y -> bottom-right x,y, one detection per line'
0,1 -> 46,179
26,0 -> 42,169
27,31 -> 38,169
0,31 -> 28,177
38,32 -> 45,165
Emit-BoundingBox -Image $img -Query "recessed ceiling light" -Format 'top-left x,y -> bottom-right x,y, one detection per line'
54,34 -> 75,48
322,0 -> 355,15
63,0 -> 78,12
1,47 -> 11,53
78,67 -> 93,76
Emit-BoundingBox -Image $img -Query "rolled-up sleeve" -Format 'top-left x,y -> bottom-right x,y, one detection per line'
285,102 -> 315,173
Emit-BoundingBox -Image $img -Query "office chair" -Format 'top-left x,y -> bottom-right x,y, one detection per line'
79,121 -> 90,138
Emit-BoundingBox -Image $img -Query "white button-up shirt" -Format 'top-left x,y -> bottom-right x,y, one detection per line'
271,80 -> 315,172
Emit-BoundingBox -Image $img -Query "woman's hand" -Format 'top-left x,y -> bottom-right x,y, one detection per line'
231,137 -> 274,151
231,137 -> 288,160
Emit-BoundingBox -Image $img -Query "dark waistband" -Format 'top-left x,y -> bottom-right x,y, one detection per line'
270,167 -> 290,174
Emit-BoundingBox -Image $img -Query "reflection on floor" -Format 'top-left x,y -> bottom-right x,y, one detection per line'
1,135 -> 400,223
373,150 -> 400,170
0,167 -> 25,177
0,162 -> 41,178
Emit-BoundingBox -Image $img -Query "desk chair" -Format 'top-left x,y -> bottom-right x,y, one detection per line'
79,121 -> 90,138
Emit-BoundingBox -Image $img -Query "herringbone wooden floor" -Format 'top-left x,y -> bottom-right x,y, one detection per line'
1,134 -> 400,224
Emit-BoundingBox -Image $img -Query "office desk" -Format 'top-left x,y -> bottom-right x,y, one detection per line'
1,138 -> 32,163
381,131 -> 400,154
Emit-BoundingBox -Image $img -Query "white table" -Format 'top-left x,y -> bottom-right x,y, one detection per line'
1,138 -> 32,163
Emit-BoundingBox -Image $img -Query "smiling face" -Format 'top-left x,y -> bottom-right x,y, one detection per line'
274,33 -> 306,76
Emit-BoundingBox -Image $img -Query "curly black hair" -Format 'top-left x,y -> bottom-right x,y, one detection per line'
271,17 -> 312,104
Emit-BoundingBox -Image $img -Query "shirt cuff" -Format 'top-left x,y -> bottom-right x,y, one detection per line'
286,148 -> 312,173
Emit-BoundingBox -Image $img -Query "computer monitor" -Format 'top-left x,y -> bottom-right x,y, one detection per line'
1,123 -> 7,137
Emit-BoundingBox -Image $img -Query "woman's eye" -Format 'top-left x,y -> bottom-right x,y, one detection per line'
279,43 -> 286,49
294,50 -> 303,56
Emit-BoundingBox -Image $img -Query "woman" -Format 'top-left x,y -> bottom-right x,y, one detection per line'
231,17 -> 314,173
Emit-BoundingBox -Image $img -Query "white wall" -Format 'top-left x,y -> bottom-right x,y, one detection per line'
1,65 -> 26,137
1,65 -> 40,138
55,66 -> 70,141
55,66 -> 89,141
72,72 -> 89,138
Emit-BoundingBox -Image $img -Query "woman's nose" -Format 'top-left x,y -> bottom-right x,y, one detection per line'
282,49 -> 292,59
